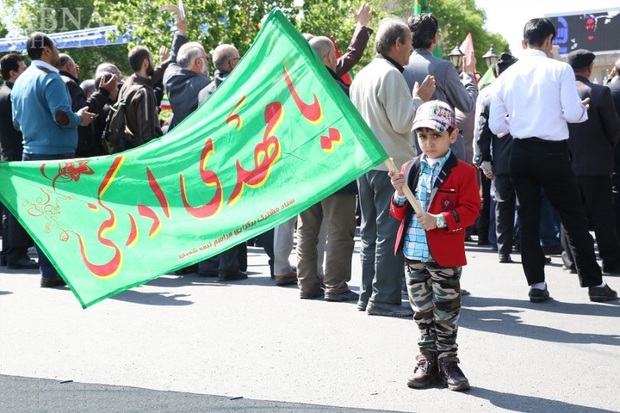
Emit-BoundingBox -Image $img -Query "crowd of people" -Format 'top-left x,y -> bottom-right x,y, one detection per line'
1,5 -> 619,392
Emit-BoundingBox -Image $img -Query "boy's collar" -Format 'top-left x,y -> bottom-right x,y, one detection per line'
422,148 -> 452,166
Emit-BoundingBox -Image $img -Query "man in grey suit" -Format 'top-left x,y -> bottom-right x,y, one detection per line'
564,50 -> 620,274
403,14 -> 477,160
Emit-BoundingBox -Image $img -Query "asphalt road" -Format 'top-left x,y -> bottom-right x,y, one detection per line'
1,235 -> 619,413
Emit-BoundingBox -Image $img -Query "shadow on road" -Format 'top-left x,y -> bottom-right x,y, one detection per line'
461,297 -> 620,346
468,387 -> 618,413
464,295 -> 620,317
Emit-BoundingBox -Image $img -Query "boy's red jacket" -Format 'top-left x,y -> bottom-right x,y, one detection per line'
390,153 -> 481,267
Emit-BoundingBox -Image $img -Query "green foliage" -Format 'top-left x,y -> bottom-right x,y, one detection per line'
95,0 -> 301,59
2,0 -> 509,79
376,0 -> 510,73
3,0 -> 129,79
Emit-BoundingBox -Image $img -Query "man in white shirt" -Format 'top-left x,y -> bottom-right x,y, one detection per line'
489,18 -> 617,303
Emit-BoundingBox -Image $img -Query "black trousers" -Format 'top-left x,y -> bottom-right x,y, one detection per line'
561,176 -> 620,269
612,146 -> 620,241
477,171 -> 491,243
494,174 -> 516,255
0,198 -> 33,266
509,139 -> 602,287
1,148 -> 33,265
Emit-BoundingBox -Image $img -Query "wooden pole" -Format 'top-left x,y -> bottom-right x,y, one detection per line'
384,158 -> 424,215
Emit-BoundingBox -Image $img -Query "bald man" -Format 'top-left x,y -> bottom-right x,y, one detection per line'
309,36 -> 348,94
197,44 -> 241,104
294,36 -> 358,301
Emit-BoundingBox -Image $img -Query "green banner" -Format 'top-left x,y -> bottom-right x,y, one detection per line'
0,10 -> 387,308
477,65 -> 496,90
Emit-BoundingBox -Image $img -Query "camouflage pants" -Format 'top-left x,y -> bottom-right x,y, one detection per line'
406,261 -> 462,358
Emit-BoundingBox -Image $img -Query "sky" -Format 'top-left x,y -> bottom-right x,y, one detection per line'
475,0 -> 620,57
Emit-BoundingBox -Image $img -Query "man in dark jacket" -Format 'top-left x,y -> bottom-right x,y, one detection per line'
608,58 -> 620,241
564,49 -> 620,274
0,53 -> 37,270
474,53 -> 518,264
120,46 -> 163,147
192,44 -> 245,282
163,11 -> 211,130
58,53 -> 118,157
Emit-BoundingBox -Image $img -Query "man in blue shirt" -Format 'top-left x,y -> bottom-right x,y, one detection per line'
11,32 -> 95,288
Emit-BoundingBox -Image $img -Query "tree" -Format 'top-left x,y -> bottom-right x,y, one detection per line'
3,0 -> 130,78
2,0 -> 508,78
378,0 -> 510,73
96,0 -> 300,59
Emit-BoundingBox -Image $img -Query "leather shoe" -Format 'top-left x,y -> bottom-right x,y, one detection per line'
498,254 -> 513,263
366,302 -> 413,318
407,351 -> 438,388
40,276 -> 66,288
588,284 -> 618,302
439,357 -> 470,391
217,271 -> 247,281
274,271 -> 297,286
7,258 -> 39,270
528,286 -> 550,303
324,289 -> 359,302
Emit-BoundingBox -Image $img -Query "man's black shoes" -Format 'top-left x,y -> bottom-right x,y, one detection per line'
528,286 -> 550,303
7,258 -> 39,270
588,284 -> 618,302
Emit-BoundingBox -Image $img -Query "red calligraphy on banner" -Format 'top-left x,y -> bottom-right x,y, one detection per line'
283,67 -> 323,124
228,101 -> 282,206
180,138 -> 224,219
226,96 -> 246,130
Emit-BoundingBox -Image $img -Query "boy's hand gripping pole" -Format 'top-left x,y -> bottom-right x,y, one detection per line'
384,158 -> 424,215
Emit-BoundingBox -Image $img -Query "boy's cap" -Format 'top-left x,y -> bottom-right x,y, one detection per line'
567,49 -> 595,71
412,100 -> 456,132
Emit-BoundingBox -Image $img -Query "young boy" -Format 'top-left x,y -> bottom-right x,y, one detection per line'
389,100 -> 480,391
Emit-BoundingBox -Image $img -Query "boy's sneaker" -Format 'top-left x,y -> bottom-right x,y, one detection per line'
528,286 -> 550,303
407,351 -> 438,389
439,357 -> 470,391
588,284 -> 618,302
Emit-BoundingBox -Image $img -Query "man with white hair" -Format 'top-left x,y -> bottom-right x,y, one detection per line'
197,44 -> 241,104
163,11 -> 211,130
350,18 -> 435,316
